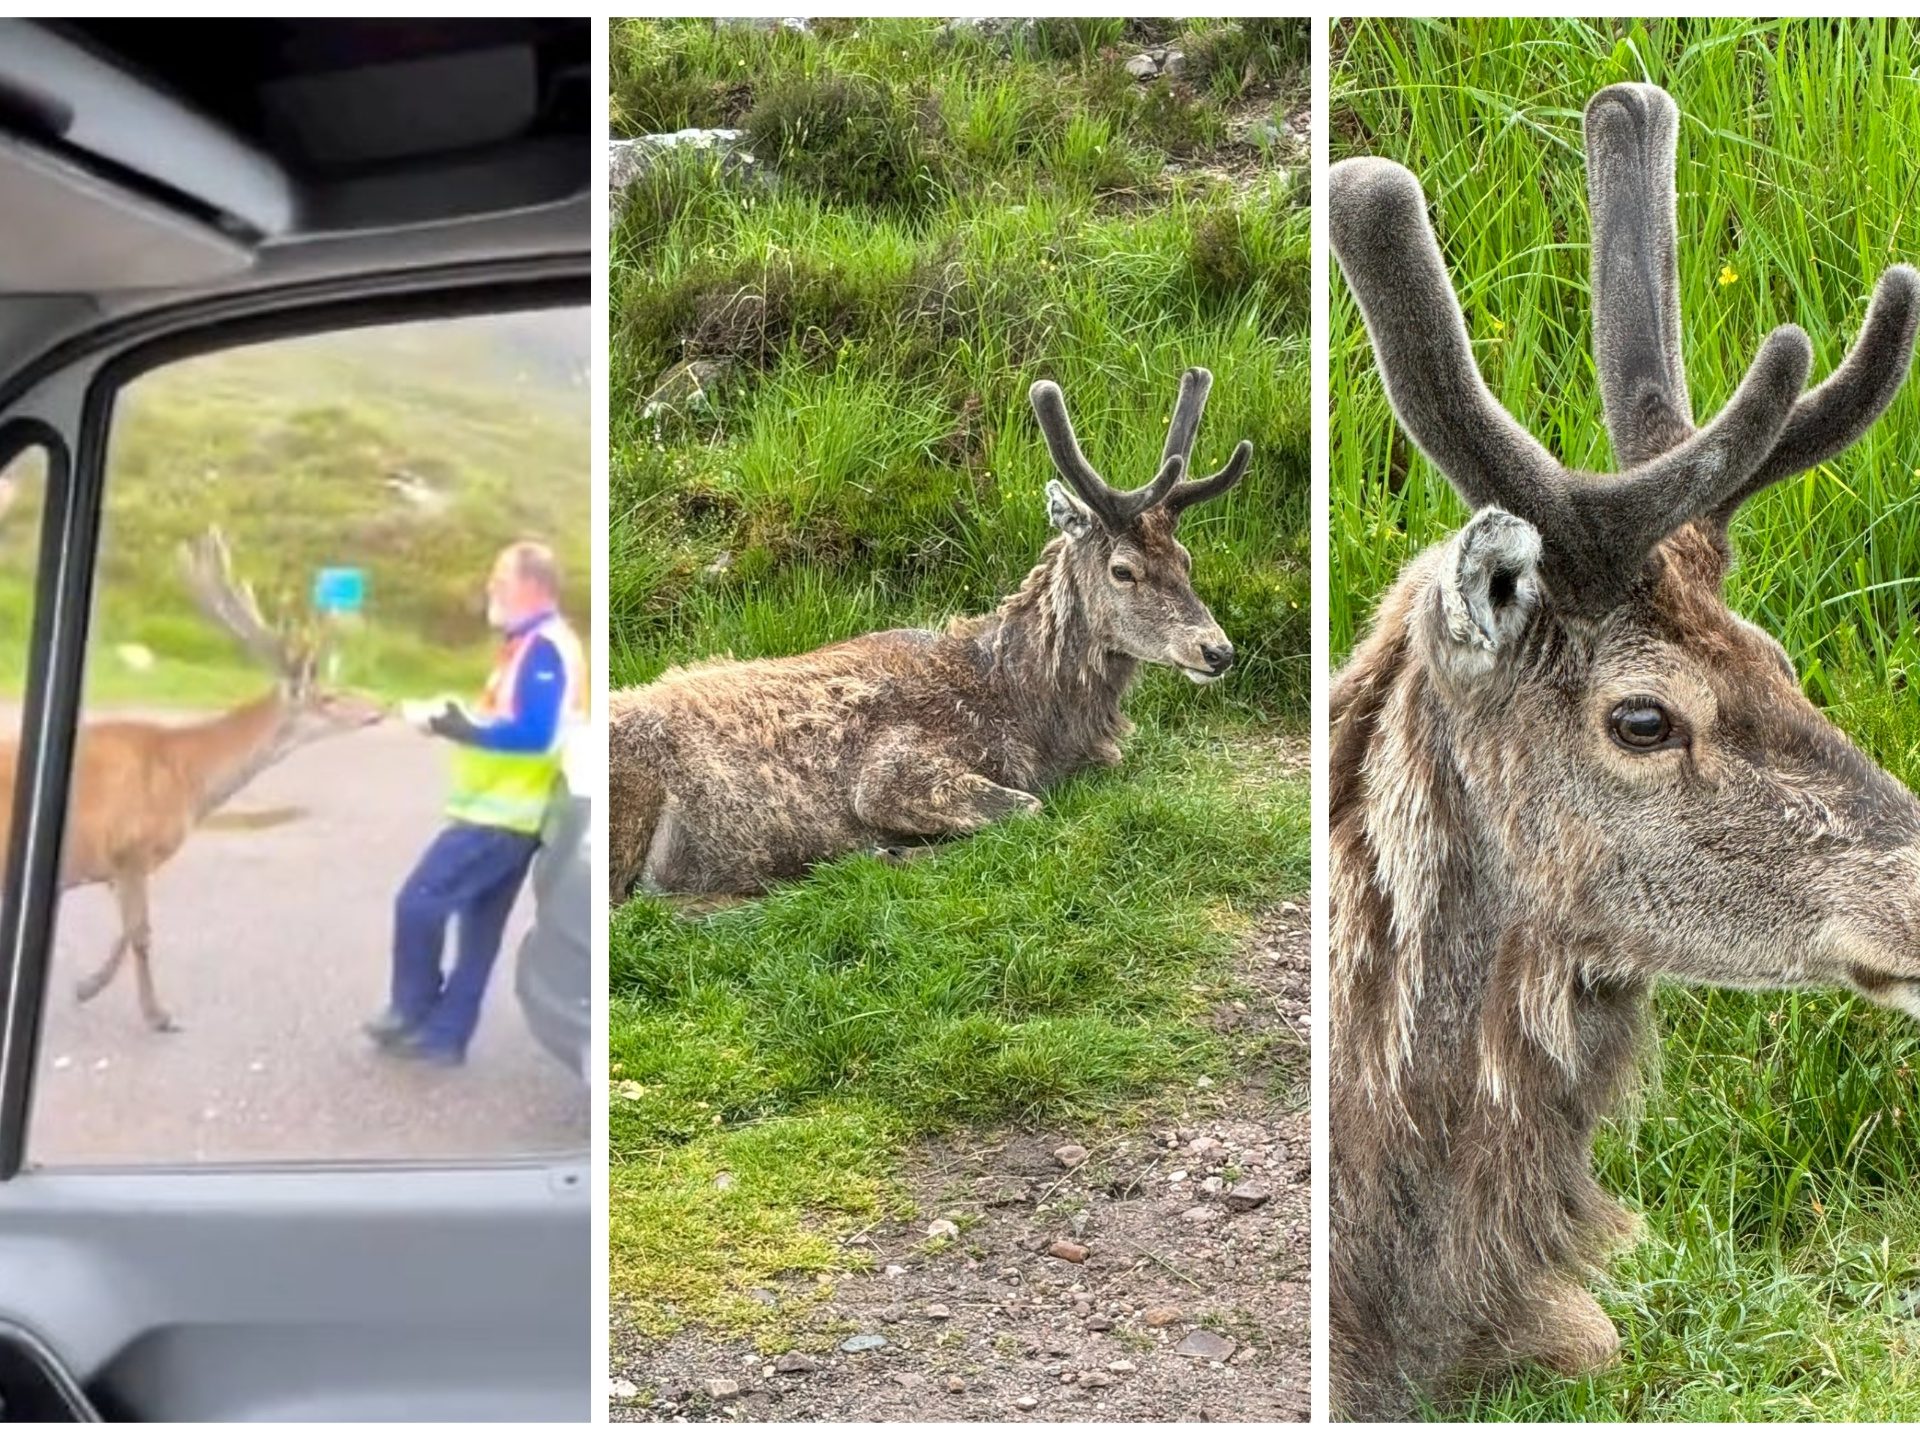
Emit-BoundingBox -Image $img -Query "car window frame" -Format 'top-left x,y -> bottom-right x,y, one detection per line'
0,266 -> 587,1178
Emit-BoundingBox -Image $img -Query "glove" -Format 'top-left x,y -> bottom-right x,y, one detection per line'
402,696 -> 470,736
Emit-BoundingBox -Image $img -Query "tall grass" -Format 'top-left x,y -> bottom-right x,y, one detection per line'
1335,17 -> 1920,1420
612,16 -> 1309,1339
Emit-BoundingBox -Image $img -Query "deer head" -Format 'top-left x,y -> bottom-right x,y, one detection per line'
178,526 -> 386,740
1028,368 -> 1252,682
1332,83 -> 1920,1018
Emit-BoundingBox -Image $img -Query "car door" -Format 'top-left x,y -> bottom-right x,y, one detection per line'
0,129 -> 591,1436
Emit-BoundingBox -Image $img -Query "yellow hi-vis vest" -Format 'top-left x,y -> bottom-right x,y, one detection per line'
446,614 -> 589,835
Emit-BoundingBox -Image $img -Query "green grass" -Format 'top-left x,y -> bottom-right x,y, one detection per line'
1335,17 -> 1920,1421
612,16 -> 1308,1336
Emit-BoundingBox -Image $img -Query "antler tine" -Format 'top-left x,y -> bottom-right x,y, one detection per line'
1030,380 -> 1185,528
1161,367 -> 1213,468
1709,264 -> 1920,522
1167,438 -> 1254,514
1585,83 -> 1695,468
178,526 -> 293,675
1329,156 -> 1568,523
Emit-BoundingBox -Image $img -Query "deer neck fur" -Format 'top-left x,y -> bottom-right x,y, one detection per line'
956,537 -> 1137,775
1330,594 -> 1646,1393
163,688 -> 305,822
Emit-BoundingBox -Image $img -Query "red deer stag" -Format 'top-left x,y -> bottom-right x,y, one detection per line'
1329,84 -> 1920,1418
0,528 -> 385,1032
611,369 -> 1251,897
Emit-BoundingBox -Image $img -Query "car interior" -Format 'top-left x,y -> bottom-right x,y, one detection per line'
0,18 -> 590,1421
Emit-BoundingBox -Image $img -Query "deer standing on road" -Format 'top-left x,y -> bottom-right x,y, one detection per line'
611,369 -> 1252,897
0,528 -> 384,1032
1328,84 -> 1920,1418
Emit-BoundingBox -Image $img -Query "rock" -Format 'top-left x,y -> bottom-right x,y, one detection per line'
609,129 -> 757,210
1201,1176 -> 1225,1195
1141,1305 -> 1183,1327
888,1371 -> 926,1388
879,1304 -> 906,1323
841,1334 -> 888,1353
704,1378 -> 742,1400
1053,1142 -> 1090,1169
1225,1180 -> 1272,1212
1181,1205 -> 1219,1223
946,1376 -> 966,1393
1195,1075 -> 1214,1090
1085,1315 -> 1114,1332
1014,1395 -> 1039,1412
713,1170 -> 736,1191
610,1379 -> 640,1400
749,1287 -> 779,1306
773,1352 -> 821,1374
1162,49 -> 1188,79
1125,54 -> 1158,80
1176,1329 -> 1238,1362
884,1264 -> 907,1279
1108,1359 -> 1137,1373
1081,1371 -> 1114,1388
927,1218 -> 961,1241
926,1302 -> 953,1320
1048,1239 -> 1090,1264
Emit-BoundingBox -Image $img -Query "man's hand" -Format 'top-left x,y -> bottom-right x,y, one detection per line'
403,697 -> 476,739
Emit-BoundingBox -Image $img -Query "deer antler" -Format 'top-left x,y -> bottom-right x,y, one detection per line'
177,526 -> 298,677
1330,152 -> 1811,612
1584,82 -> 1920,524
1029,369 -> 1253,529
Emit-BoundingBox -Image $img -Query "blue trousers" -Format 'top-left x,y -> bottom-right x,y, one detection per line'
390,822 -> 540,1054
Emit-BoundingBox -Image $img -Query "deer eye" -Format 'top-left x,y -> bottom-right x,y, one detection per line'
1110,563 -> 1136,584
1609,700 -> 1676,751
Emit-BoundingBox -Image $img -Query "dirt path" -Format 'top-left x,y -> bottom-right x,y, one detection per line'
611,905 -> 1309,1423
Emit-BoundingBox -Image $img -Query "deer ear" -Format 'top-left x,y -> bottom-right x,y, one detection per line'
1045,479 -> 1097,541
1422,507 -> 1542,683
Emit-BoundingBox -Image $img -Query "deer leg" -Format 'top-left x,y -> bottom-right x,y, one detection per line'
1502,1279 -> 1621,1377
115,871 -> 174,1033
74,935 -> 129,1006
853,748 -> 1042,844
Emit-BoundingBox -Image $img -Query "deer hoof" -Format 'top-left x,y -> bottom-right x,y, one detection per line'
74,976 -> 107,1005
149,1013 -> 180,1034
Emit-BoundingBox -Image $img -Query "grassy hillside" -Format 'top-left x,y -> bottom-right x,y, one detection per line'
0,310 -> 591,708
1333,17 -> 1920,1421
612,16 -> 1308,1340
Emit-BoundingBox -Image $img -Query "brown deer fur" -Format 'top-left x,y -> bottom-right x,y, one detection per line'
612,369 -> 1251,898
0,532 -> 382,1032
1330,86 -> 1920,1417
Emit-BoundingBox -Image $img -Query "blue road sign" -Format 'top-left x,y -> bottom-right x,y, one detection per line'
314,567 -> 366,613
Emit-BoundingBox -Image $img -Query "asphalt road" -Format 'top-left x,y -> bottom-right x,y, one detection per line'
27,712 -> 589,1168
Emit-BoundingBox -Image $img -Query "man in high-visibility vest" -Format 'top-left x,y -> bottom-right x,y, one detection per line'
365,540 -> 587,1065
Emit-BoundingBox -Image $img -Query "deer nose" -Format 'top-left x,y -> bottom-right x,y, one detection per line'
1201,641 -> 1235,675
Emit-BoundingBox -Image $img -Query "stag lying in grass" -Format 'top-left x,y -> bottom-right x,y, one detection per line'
611,369 -> 1252,898
1328,84 -> 1920,1419
0,529 -> 384,1032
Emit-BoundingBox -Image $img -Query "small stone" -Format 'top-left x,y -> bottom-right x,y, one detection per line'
884,1265 -> 907,1279
773,1352 -> 821,1374
841,1334 -> 888,1353
1201,1176 -> 1224,1195
704,1378 -> 741,1400
889,1370 -> 926,1388
1048,1239 -> 1089,1263
610,1379 -> 640,1400
1014,1395 -> 1039,1412
1141,1305 -> 1183,1327
926,1302 -> 953,1320
927,1218 -> 961,1241
1181,1205 -> 1217,1223
1225,1180 -> 1272,1212
1053,1142 -> 1090,1168
946,1377 -> 966,1393
1124,53 -> 1158,80
1081,1371 -> 1114,1388
1194,1075 -> 1214,1090
1176,1330 -> 1238,1362
713,1171 -> 736,1191
1108,1359 -> 1136,1373
749,1287 -> 778,1306
1167,1169 -> 1189,1183
1085,1315 -> 1114,1332
1162,49 -> 1188,79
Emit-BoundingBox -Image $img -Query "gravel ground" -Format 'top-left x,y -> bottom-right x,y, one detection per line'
612,905 -> 1310,1423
